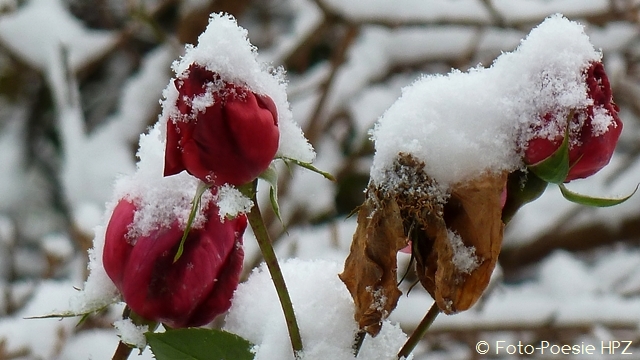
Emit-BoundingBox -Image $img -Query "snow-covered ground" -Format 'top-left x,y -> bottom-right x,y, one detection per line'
1,0 -> 640,359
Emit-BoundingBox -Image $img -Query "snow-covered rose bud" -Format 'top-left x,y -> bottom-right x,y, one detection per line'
164,64 -> 280,186
102,198 -> 247,328
524,62 -> 622,182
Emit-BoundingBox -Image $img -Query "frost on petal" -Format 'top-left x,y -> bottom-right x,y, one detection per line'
590,106 -> 616,137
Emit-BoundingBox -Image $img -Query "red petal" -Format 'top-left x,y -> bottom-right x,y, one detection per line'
103,200 -> 137,289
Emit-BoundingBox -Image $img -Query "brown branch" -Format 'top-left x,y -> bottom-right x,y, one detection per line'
111,341 -> 133,360
302,23 -> 360,147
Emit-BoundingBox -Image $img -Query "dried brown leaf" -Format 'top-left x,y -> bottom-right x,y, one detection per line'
340,153 -> 508,335
415,171 -> 508,314
339,189 -> 407,336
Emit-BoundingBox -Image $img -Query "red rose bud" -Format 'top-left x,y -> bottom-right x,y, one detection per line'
103,198 -> 247,328
164,64 -> 280,186
524,62 -> 622,182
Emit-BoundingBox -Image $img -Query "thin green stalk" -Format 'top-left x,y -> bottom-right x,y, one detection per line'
397,302 -> 440,359
244,181 -> 303,357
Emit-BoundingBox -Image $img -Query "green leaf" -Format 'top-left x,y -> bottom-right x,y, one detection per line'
528,113 -> 572,184
558,183 -> 638,207
25,302 -> 115,325
259,165 -> 285,227
147,328 -> 255,360
174,182 -> 210,263
280,157 -> 336,181
26,311 -> 88,320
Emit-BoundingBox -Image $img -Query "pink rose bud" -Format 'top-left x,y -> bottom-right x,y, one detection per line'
164,64 -> 280,186
524,62 -> 622,182
102,198 -> 247,328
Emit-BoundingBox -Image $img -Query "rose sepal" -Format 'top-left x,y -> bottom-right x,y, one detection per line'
258,164 -> 284,227
280,156 -> 336,181
558,183 -> 638,207
174,181 -> 211,263
527,112 -> 572,184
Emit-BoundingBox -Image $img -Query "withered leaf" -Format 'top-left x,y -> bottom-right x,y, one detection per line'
339,188 -> 407,336
415,171 -> 507,314
341,153 -> 508,335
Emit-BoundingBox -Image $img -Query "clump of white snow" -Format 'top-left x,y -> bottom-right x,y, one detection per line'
113,318 -> 149,349
224,259 -> 409,360
447,230 -> 480,275
215,184 -> 253,220
370,14 -> 605,188
160,13 -> 315,164
367,286 -> 389,316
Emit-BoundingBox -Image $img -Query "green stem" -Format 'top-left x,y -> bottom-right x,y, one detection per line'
244,181 -> 303,357
397,302 -> 440,359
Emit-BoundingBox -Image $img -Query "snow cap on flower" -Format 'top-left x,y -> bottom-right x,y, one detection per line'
369,14 -> 605,189
524,61 -> 622,182
160,13 -> 314,167
164,63 -> 281,185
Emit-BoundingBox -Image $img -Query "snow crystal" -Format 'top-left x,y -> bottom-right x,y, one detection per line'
189,83 -> 218,115
113,318 -> 149,349
591,106 -> 617,136
160,13 -> 315,164
370,14 -> 603,188
447,230 -> 480,275
216,184 -> 253,220
366,286 -> 389,314
224,259 -> 408,360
